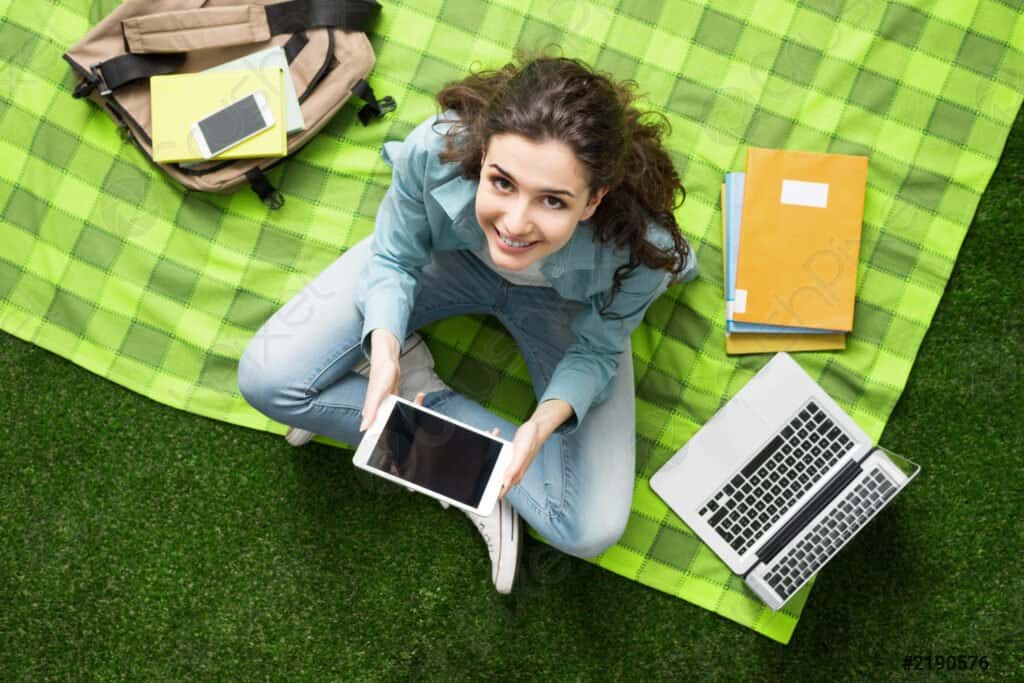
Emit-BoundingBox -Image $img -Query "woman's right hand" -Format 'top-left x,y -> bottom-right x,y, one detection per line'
359,328 -> 403,431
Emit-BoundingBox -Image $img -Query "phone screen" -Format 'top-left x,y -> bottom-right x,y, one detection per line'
366,401 -> 504,508
198,94 -> 266,155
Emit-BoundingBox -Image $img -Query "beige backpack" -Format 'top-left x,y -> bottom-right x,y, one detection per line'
63,0 -> 395,209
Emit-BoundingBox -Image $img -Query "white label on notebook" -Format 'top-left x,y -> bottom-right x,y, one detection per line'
734,289 -> 747,314
780,179 -> 829,208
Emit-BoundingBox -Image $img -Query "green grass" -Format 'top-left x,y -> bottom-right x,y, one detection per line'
2,108 -> 1022,681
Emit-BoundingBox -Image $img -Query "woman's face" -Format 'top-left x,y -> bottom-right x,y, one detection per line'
475,133 -> 607,270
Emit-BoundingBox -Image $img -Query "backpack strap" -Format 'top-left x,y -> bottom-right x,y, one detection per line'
281,30 -> 309,62
265,0 -> 380,35
76,0 -> 379,97
74,33 -> 310,98
73,53 -> 186,97
122,0 -> 380,53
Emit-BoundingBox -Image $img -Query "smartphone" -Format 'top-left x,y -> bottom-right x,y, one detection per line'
352,395 -> 515,516
190,90 -> 274,159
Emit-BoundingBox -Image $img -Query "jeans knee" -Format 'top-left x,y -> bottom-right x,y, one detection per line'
561,527 -> 624,559
236,343 -> 303,416
237,348 -> 272,412
552,508 -> 630,559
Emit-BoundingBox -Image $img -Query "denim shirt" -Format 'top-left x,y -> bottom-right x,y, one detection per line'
356,111 -> 698,434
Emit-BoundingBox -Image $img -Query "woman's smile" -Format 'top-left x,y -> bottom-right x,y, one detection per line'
492,223 -> 541,253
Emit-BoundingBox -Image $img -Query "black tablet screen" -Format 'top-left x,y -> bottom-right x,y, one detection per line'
365,401 -> 504,507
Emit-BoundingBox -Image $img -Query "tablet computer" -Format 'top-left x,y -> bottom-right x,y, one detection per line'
352,394 -> 515,516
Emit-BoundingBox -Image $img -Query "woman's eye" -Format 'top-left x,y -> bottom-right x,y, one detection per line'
491,176 -> 564,209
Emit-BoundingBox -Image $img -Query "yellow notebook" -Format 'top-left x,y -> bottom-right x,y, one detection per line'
721,184 -> 846,355
725,332 -> 846,355
151,68 -> 287,163
733,147 -> 868,331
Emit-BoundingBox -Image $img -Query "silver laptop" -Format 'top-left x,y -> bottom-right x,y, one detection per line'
650,352 -> 919,610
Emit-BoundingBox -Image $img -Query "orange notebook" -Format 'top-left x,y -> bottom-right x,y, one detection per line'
733,147 -> 868,331
720,185 -> 846,355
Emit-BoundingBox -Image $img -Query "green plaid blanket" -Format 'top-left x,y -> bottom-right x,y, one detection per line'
1,0 -> 1021,643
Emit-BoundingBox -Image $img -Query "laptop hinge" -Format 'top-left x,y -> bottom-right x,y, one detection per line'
750,459 -> 863,570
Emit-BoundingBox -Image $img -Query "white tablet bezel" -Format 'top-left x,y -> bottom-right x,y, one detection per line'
352,394 -> 514,517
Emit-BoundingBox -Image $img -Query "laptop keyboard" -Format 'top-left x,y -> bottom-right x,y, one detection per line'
698,400 -> 856,556
762,466 -> 899,601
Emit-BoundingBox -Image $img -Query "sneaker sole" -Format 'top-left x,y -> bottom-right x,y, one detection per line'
494,505 -> 523,594
510,512 -> 524,593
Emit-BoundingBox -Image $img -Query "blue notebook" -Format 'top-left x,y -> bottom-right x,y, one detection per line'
724,172 -> 840,335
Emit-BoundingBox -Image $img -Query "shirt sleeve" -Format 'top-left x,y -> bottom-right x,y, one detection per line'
537,229 -> 700,435
537,264 -> 673,435
354,119 -> 438,360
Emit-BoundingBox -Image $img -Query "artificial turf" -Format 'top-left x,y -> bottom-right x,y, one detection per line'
1,109 -> 1021,682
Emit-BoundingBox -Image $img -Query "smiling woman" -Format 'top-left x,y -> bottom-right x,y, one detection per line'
238,50 -> 699,596
437,53 -> 694,312
477,135 -> 598,265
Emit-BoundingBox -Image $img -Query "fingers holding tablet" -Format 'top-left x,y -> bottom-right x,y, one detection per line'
360,356 -> 400,431
499,421 -> 541,500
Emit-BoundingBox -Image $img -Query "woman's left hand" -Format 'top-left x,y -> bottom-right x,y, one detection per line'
498,420 -> 543,500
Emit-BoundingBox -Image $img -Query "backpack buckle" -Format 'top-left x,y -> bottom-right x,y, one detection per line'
246,167 -> 285,210
353,79 -> 396,125
89,63 -> 112,96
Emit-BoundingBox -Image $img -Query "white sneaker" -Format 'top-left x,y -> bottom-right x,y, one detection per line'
283,332 -> 447,447
464,497 -> 522,594
285,427 -> 315,447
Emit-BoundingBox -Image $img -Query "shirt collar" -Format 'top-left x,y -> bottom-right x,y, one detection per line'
430,172 -> 477,224
430,174 -> 603,278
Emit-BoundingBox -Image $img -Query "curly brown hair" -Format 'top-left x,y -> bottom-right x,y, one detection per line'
432,50 -> 691,317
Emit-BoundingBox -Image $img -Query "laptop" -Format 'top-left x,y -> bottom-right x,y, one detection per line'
650,352 -> 919,610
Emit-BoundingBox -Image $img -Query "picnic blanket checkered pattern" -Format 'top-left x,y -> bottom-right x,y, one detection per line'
1,0 -> 1021,643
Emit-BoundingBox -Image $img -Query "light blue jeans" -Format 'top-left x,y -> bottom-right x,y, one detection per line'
237,236 -> 638,558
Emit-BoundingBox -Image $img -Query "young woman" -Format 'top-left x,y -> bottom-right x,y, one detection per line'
238,54 -> 698,593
